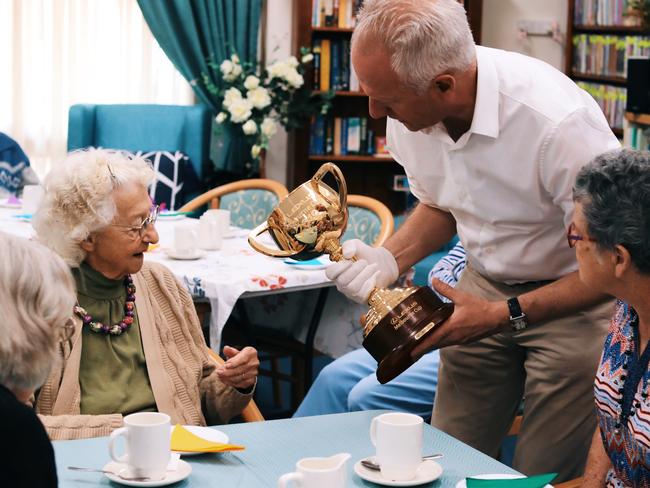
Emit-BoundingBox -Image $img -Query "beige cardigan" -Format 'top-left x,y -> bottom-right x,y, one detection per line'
35,261 -> 252,440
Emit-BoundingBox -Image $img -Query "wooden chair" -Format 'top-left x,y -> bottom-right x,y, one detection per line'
507,415 -> 583,487
178,178 -> 289,229
207,348 -> 264,422
345,194 -> 394,247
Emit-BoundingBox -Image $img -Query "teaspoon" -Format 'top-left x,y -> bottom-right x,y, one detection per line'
361,453 -> 444,471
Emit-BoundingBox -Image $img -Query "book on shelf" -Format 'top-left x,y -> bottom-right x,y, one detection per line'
572,34 -> 650,78
625,123 -> 650,149
577,81 -> 627,129
374,135 -> 391,158
312,39 -> 321,90
312,38 -> 356,92
312,0 -> 361,28
574,0 -> 629,26
320,39 -> 331,91
308,116 -> 383,157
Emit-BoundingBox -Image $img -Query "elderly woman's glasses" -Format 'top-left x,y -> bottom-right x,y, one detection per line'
111,205 -> 159,240
567,223 -> 597,248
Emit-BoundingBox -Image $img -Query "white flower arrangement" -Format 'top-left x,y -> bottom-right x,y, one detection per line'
201,47 -> 332,168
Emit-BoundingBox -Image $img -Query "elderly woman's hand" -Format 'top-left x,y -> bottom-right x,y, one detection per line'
216,345 -> 259,390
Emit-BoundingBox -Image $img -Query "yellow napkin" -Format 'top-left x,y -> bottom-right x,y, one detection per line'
170,424 -> 245,453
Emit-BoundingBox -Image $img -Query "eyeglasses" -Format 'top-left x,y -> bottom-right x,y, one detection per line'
111,205 -> 159,240
566,222 -> 597,248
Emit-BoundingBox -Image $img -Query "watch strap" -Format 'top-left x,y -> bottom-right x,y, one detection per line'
507,297 -> 523,319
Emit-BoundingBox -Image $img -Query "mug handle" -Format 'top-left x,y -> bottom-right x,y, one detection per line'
108,427 -> 129,464
369,416 -> 379,447
278,471 -> 303,487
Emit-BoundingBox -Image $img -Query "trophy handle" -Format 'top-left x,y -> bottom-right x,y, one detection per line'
312,162 -> 348,210
247,222 -> 305,258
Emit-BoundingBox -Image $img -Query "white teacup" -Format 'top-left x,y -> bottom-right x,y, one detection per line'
199,215 -> 223,250
108,412 -> 171,480
370,412 -> 423,481
278,452 -> 350,488
21,184 -> 44,214
203,209 -> 230,233
172,221 -> 199,257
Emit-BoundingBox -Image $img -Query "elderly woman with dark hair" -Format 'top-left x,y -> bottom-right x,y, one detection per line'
573,150 -> 650,487
0,232 -> 77,486
32,148 -> 259,440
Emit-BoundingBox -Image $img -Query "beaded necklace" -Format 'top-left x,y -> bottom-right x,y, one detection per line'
615,314 -> 650,434
73,275 -> 136,336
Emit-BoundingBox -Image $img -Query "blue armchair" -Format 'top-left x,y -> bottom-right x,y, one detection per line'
67,104 -> 212,182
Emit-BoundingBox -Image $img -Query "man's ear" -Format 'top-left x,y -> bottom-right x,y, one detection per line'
613,244 -> 633,279
432,74 -> 455,94
80,234 -> 96,253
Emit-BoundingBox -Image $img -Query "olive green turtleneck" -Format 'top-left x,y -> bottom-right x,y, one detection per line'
73,261 -> 157,415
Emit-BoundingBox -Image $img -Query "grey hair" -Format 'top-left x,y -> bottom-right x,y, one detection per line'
352,0 -> 476,93
33,148 -> 155,266
573,149 -> 650,274
0,232 -> 76,391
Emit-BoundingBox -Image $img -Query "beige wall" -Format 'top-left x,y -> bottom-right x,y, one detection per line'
264,0 -> 293,186
481,0 -> 568,71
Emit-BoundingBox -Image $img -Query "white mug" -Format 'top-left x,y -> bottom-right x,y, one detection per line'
278,453 -> 350,488
21,184 -> 44,214
199,216 -> 223,250
203,209 -> 230,234
173,220 -> 199,257
108,412 -> 171,480
370,412 -> 423,481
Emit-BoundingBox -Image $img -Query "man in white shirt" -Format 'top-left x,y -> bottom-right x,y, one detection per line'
327,0 -> 620,480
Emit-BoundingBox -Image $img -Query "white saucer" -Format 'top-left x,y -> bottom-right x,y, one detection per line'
170,425 -> 229,456
164,248 -> 205,260
157,213 -> 187,221
102,459 -> 191,487
354,459 -> 443,486
283,257 -> 328,270
455,473 -> 553,488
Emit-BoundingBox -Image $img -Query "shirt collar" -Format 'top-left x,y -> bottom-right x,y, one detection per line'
468,46 -> 500,139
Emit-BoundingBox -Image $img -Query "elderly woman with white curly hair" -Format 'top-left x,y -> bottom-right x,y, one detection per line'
32,148 -> 259,440
0,231 -> 77,486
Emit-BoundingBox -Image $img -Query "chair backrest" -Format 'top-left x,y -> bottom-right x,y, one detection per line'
343,194 -> 394,246
178,179 -> 289,230
67,104 -> 212,181
206,348 -> 265,422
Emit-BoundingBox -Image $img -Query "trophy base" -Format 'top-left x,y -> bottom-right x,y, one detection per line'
362,287 -> 454,384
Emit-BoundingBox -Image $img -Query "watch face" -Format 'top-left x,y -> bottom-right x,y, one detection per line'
512,318 -> 527,331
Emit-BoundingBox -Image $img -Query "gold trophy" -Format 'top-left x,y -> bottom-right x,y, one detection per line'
248,163 -> 453,383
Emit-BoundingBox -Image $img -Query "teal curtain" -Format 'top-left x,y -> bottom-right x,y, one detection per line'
138,0 -> 263,176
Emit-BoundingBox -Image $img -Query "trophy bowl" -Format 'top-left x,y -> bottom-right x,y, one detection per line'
248,163 -> 453,384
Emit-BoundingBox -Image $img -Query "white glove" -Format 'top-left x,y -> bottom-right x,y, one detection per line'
325,239 -> 399,303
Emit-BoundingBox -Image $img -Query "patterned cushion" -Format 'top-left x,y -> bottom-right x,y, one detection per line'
137,150 -> 200,211
342,206 -> 382,245
220,189 -> 281,229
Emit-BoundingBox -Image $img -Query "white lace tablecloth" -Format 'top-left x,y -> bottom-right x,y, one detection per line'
0,208 -> 365,356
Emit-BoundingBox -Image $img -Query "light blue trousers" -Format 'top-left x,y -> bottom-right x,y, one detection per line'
293,348 -> 440,420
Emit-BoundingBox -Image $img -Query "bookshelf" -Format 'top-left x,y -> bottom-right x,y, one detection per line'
624,111 -> 650,149
565,0 -> 650,139
290,0 -> 483,213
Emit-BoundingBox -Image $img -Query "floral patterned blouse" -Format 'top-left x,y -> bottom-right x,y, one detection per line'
595,300 -> 650,487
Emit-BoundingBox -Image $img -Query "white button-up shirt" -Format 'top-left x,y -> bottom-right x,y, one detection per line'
387,46 -> 620,284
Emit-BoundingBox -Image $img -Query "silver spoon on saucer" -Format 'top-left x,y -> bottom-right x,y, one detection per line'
67,466 -> 151,482
361,454 -> 444,471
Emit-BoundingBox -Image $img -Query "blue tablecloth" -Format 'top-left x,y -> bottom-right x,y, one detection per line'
53,410 -> 519,487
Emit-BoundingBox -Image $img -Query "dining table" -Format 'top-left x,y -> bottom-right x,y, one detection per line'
0,207 -> 367,356
53,410 -> 521,487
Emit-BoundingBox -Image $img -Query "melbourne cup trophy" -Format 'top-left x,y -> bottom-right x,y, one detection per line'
248,163 -> 453,383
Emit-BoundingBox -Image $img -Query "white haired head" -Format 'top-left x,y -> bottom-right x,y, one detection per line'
353,0 -> 476,93
0,232 -> 76,392
33,148 -> 155,266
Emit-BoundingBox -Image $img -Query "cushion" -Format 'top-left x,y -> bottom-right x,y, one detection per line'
136,150 -> 200,211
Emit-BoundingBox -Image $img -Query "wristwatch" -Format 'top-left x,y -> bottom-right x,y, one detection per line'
507,297 -> 529,332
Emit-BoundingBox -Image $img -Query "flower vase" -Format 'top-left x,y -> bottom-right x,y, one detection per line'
210,121 -> 259,178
